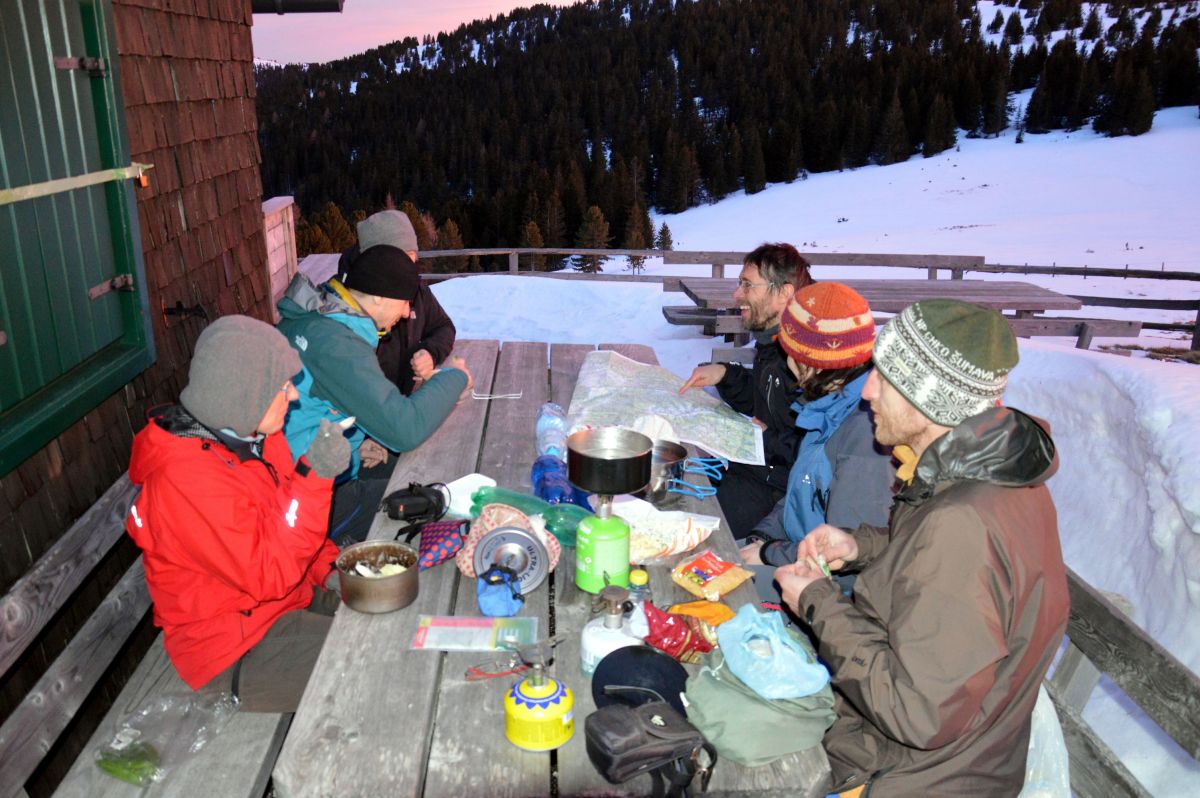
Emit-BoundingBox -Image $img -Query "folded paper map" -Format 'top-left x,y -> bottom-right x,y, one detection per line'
566,350 -> 765,465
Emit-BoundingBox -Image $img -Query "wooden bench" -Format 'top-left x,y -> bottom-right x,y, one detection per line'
0,473 -> 289,797
1045,568 -> 1200,797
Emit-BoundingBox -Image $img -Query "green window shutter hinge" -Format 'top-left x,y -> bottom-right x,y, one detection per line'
0,162 -> 153,206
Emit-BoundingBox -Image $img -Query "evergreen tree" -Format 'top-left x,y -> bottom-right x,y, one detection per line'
521,220 -> 546,271
742,126 -> 767,194
923,94 -> 957,157
437,218 -> 467,273
982,73 -> 1011,136
315,201 -> 356,252
623,203 -> 649,274
398,200 -> 432,251
987,9 -> 1005,34
1004,11 -> 1025,46
574,205 -> 610,273
1158,25 -> 1200,107
543,190 -> 567,271
295,216 -> 333,258
655,222 -> 673,251
872,91 -> 909,165
1081,7 -> 1101,40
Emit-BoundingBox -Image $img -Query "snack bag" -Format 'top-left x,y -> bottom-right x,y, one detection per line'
671,549 -> 752,601
642,602 -> 716,664
668,599 -> 736,627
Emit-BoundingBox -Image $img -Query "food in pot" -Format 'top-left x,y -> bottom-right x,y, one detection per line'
349,559 -> 408,578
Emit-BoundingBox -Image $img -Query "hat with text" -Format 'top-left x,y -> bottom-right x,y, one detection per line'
872,298 -> 1018,427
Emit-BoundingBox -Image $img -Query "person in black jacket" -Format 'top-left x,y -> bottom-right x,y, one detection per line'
339,210 -> 458,396
678,243 -> 814,539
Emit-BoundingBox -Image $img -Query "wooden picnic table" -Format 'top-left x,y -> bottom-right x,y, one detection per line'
272,340 -> 832,798
678,277 -> 1084,317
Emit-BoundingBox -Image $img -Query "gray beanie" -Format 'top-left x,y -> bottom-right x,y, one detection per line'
180,315 -> 302,437
873,299 -> 1018,427
358,209 -> 418,253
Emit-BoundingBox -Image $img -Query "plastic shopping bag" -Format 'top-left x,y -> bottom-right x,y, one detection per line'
717,604 -> 830,700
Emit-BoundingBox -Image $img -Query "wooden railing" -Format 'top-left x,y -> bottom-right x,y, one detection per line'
297,247 -> 1200,349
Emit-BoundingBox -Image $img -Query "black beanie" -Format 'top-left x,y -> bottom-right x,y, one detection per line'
342,244 -> 420,301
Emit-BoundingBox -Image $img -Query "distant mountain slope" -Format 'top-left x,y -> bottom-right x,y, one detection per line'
255,0 -> 1198,257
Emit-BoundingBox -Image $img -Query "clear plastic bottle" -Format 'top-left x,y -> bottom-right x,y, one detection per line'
626,568 -> 652,639
535,402 -> 568,458
531,454 -> 572,505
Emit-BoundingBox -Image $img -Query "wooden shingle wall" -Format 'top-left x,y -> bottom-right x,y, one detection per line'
0,2 -> 273,793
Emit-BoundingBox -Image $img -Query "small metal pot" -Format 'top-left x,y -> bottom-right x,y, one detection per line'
336,540 -> 419,614
567,427 -> 653,496
638,440 -> 688,506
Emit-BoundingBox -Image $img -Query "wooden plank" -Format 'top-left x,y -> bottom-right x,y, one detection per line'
1061,568 -> 1200,759
0,474 -> 138,677
272,340 -> 500,798
53,638 -> 288,798
1069,295 -> 1200,311
0,560 -> 150,792
1048,644 -> 1103,711
1006,318 -> 1141,339
1044,681 -> 1152,798
423,341 -> 551,798
550,344 -> 593,410
664,251 -> 985,270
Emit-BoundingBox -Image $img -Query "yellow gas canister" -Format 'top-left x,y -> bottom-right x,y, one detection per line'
504,663 -> 574,751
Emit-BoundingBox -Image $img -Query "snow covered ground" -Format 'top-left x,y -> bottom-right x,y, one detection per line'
430,105 -> 1200,794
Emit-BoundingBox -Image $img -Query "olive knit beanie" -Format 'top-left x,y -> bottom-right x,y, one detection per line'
180,315 -> 302,437
872,299 -> 1018,427
777,282 -> 875,370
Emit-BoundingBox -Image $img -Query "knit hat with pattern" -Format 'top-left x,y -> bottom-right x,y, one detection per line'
777,282 -> 875,370
180,315 -> 301,437
872,299 -> 1018,427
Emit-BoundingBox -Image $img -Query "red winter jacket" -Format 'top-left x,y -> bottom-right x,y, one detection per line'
126,411 -> 338,689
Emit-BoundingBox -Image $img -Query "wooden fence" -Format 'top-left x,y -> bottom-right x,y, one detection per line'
301,248 -> 1200,349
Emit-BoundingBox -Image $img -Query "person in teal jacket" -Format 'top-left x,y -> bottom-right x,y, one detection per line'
277,241 -> 472,544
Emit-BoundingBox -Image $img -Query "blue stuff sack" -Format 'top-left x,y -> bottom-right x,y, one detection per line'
477,565 -> 525,617
717,604 -> 829,700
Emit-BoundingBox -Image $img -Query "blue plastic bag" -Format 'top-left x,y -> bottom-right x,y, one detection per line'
717,604 -> 829,700
477,565 -> 525,617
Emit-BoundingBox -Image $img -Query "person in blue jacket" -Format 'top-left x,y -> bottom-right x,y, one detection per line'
277,237 -> 472,545
739,282 -> 894,588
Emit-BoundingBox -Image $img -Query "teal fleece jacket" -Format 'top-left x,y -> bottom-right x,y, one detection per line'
276,275 -> 468,477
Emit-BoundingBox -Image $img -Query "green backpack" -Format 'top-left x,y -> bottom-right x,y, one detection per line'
685,646 -> 836,767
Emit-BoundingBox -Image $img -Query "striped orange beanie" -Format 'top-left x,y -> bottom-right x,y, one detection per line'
777,282 -> 875,369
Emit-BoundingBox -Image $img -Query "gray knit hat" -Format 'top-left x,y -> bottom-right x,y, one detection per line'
873,299 -> 1018,427
180,315 -> 302,437
357,209 -> 418,253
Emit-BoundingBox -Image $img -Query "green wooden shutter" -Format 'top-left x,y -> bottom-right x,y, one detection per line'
0,0 -> 153,474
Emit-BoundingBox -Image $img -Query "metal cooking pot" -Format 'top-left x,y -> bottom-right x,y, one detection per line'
336,540 -> 419,614
638,440 -> 688,506
567,427 -> 653,496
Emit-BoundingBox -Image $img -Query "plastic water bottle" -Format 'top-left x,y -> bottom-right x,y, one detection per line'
535,402 -> 568,458
531,454 -> 573,505
626,568 -> 652,638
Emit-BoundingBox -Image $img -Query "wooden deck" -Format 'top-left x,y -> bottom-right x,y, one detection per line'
272,340 -> 831,797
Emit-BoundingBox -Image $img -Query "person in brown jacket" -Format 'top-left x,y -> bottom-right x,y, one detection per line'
777,299 -> 1069,797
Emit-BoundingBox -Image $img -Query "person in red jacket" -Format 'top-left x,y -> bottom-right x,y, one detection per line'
126,315 -> 350,711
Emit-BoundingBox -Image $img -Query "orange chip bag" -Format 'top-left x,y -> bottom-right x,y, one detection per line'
668,599 -> 736,627
671,549 -> 752,601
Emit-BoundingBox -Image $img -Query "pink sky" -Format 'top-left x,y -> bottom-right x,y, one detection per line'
251,0 -> 575,64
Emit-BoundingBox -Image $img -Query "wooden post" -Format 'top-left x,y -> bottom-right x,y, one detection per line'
1076,322 -> 1096,350
951,268 -> 964,280
711,263 -> 722,278
508,252 -> 519,273
1192,302 -> 1200,351
926,267 -> 938,280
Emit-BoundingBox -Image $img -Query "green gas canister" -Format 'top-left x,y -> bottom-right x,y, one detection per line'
575,504 -> 630,594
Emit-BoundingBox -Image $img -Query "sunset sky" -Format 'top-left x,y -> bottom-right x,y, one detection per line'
251,0 -> 575,64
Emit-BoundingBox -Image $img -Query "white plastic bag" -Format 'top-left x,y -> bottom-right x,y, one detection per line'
1018,684 -> 1071,797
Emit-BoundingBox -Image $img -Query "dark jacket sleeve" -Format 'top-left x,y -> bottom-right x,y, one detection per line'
303,321 -> 468,454
799,504 -> 1010,749
715,363 -> 756,415
415,287 -> 456,364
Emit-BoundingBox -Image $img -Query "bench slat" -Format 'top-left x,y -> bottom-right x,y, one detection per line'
424,341 -> 551,797
0,559 -> 150,792
1044,681 -> 1153,798
1,475 -> 139,677
52,638 -> 289,798
1062,568 -> 1200,759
